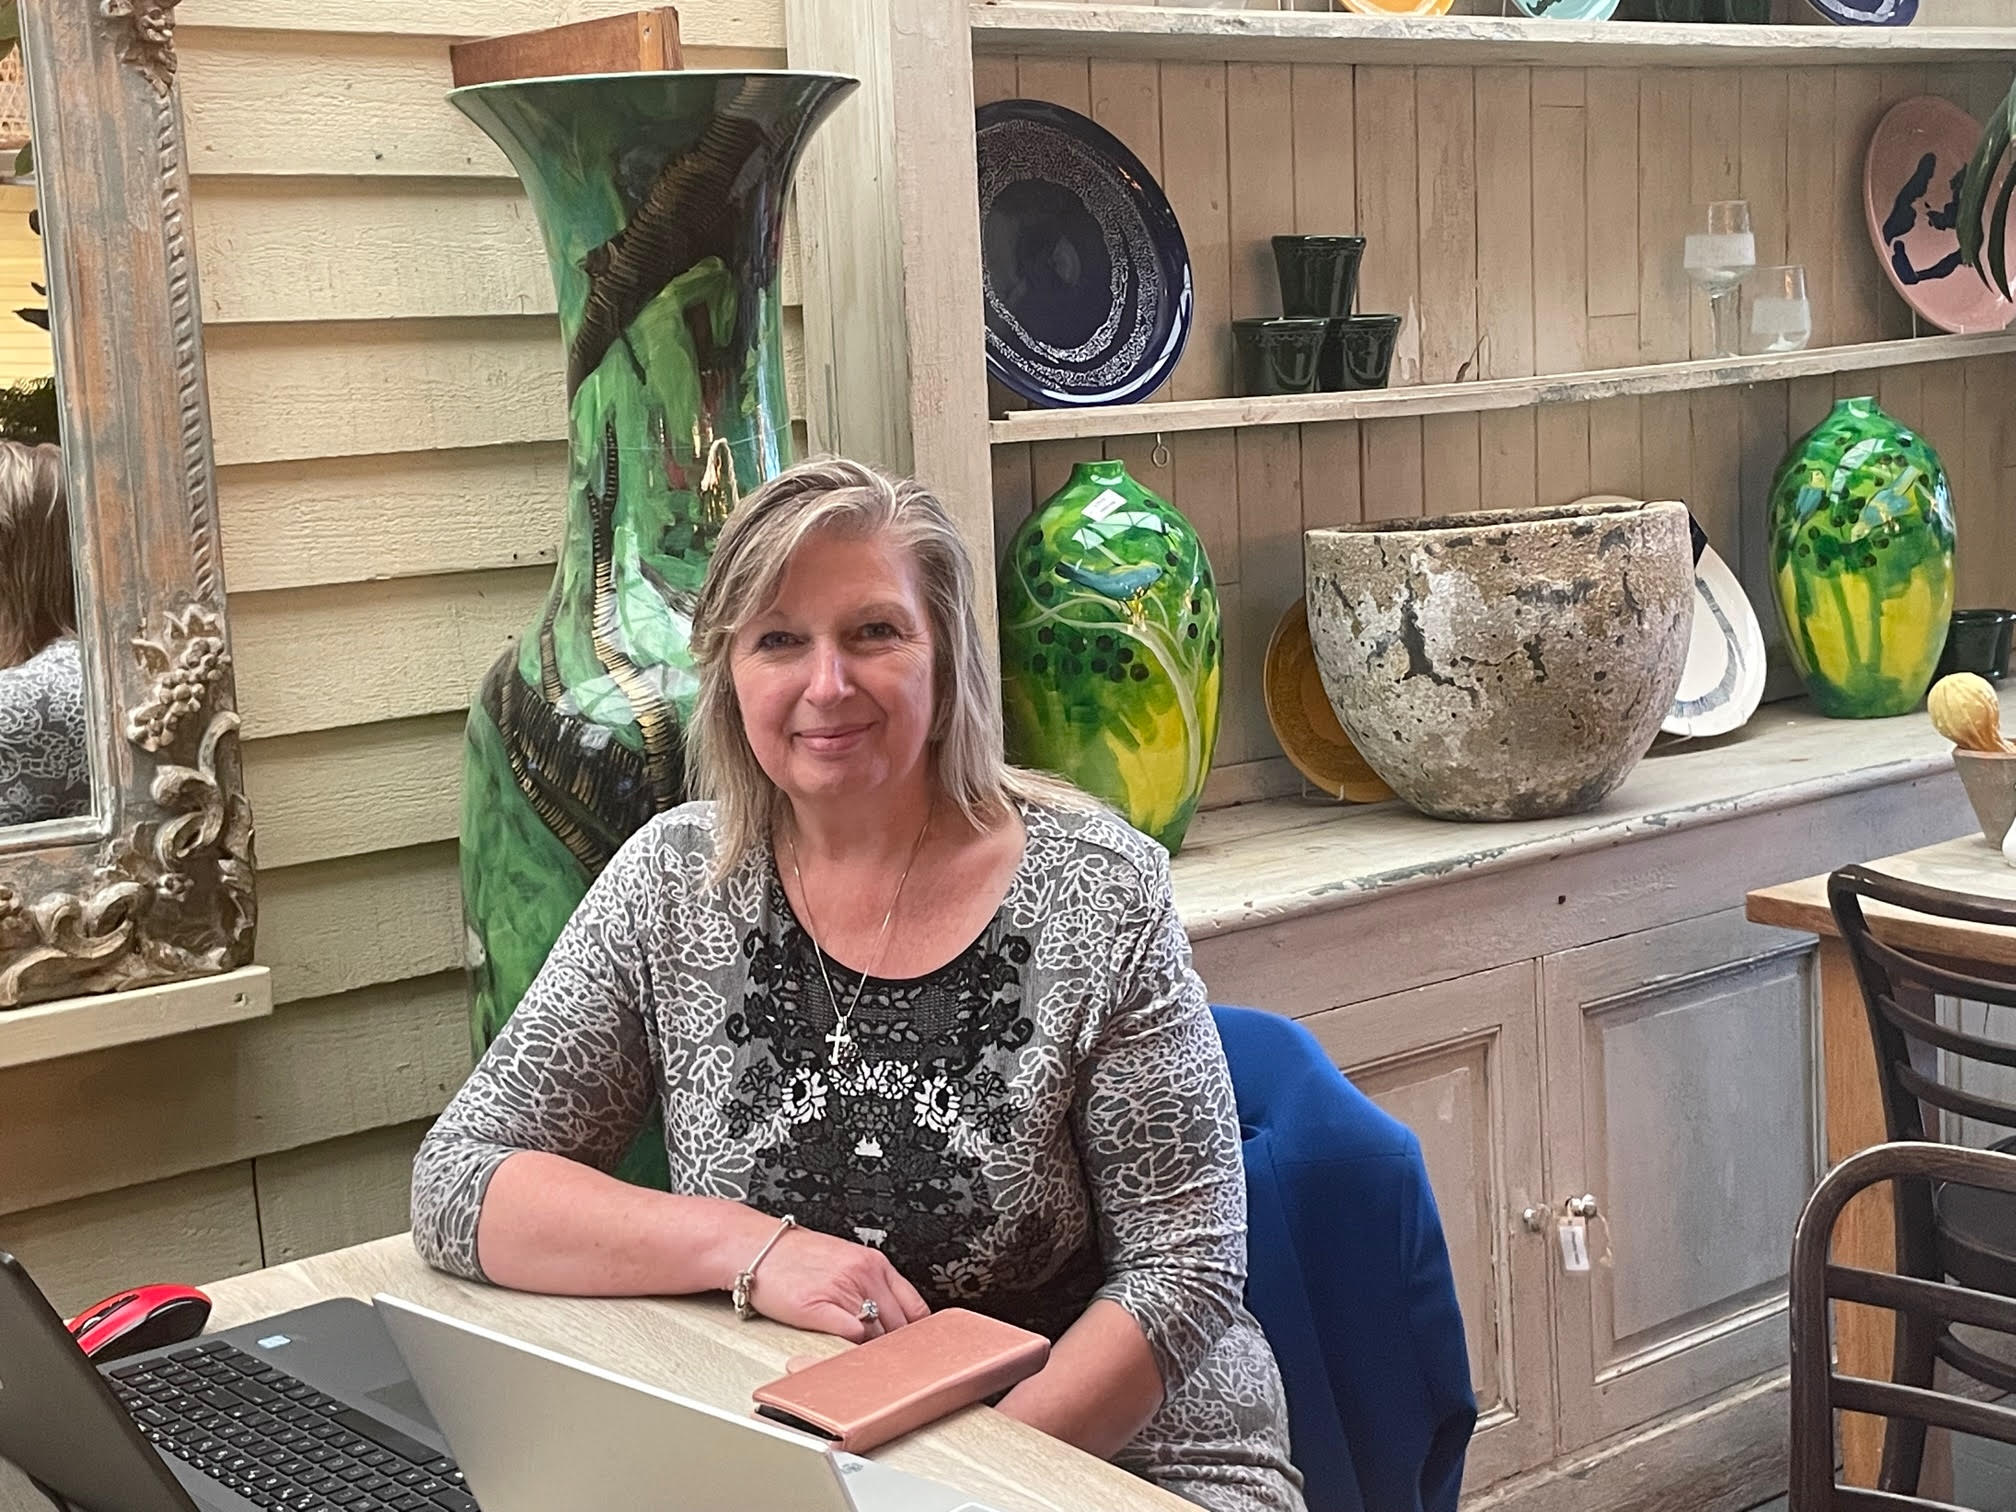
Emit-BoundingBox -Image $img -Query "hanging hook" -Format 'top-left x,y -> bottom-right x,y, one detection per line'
1152,432 -> 1171,471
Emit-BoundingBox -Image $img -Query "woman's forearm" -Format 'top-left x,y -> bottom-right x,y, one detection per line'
474,1149 -> 774,1297
994,1299 -> 1164,1460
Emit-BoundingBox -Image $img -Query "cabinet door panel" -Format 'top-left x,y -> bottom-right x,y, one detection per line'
1301,962 -> 1553,1493
1543,908 -> 1819,1450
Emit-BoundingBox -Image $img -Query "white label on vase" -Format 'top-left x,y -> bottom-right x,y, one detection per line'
1684,232 -> 1755,271
1750,297 -> 1811,337
1083,488 -> 1128,521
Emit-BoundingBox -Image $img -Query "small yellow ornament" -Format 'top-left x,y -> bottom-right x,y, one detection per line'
1928,673 -> 2014,753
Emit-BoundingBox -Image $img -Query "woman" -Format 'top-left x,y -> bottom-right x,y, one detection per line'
412,459 -> 1304,1512
0,439 -> 87,826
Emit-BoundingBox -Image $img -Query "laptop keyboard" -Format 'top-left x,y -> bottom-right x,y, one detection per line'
103,1339 -> 480,1512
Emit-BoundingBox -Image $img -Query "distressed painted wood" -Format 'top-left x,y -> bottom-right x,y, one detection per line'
1305,964 -> 1556,1492
971,5 -> 2016,67
176,0 -> 783,46
243,716 -> 464,870
446,9 -> 684,87
1542,909 -> 1817,1450
987,334 -> 2016,441
0,1 -> 256,1011
0,965 -> 271,1070
258,844 -> 465,1005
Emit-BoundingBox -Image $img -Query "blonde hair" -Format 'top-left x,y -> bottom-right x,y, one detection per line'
0,441 -> 73,668
688,457 -> 1092,881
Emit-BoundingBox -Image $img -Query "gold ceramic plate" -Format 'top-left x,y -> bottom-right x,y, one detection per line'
1335,0 -> 1456,17
1264,598 -> 1396,804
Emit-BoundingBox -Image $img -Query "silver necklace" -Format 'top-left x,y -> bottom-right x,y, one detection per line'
784,807 -> 932,1064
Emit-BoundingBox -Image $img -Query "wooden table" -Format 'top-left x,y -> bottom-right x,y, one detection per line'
1747,833 -> 2016,1489
0,1235 -> 1187,1512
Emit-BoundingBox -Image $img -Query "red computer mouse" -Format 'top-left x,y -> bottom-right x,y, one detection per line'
66,1284 -> 213,1364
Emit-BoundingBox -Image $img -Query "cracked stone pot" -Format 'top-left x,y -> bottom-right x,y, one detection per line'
1304,500 -> 1694,821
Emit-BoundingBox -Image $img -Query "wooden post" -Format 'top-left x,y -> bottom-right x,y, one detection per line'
785,0 -> 997,635
448,10 -> 684,89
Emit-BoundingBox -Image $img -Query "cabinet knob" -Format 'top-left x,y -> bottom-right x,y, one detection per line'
1566,1194 -> 1600,1220
1521,1206 -> 1548,1233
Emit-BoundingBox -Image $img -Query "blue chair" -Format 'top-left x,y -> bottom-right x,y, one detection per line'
1212,1005 -> 1477,1512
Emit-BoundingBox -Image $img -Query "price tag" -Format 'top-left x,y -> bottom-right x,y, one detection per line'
1558,1216 -> 1591,1274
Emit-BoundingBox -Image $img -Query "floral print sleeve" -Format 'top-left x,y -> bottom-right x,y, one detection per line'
409,825 -> 661,1280
1076,849 -> 1249,1394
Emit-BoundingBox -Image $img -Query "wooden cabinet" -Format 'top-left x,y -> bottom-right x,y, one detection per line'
1302,964 -> 1555,1491
1282,909 -> 1820,1498
1539,909 -> 1819,1452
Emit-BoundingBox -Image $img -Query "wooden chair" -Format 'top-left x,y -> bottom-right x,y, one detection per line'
1825,865 -> 2016,1493
1790,1141 -> 2016,1510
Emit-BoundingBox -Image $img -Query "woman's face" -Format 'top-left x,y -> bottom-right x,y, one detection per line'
730,527 -> 938,811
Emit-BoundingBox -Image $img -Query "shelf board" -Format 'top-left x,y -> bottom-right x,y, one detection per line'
970,3 -> 2016,66
0,965 -> 273,1070
988,330 -> 2016,442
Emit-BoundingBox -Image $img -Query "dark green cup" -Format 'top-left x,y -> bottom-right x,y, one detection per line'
1934,608 -> 2016,683
1320,314 -> 1402,391
1233,317 -> 1330,396
1272,235 -> 1366,319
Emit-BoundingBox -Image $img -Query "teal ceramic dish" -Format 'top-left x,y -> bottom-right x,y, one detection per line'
1513,0 -> 1621,18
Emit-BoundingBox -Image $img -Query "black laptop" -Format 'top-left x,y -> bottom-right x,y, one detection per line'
0,1251 -> 480,1512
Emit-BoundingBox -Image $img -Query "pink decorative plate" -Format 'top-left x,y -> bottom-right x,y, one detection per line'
1863,97 -> 2015,336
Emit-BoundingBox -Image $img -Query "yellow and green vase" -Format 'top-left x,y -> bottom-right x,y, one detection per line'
1769,396 -> 1955,719
999,460 -> 1221,853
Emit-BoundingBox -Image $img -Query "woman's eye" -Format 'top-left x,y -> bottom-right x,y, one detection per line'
860,621 -> 898,640
754,630 -> 797,651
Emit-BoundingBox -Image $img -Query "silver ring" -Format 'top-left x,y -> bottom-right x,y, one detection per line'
857,1299 -> 880,1324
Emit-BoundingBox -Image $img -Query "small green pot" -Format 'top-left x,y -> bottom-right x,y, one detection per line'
1233,317 -> 1329,396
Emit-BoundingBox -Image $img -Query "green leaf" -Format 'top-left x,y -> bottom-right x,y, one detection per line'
0,2 -> 22,47
1958,76 -> 2016,296
13,140 -> 29,179
1987,147 -> 2016,302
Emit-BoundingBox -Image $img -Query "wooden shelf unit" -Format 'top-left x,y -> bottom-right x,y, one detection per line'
972,2 -> 2016,67
987,330 -> 2016,440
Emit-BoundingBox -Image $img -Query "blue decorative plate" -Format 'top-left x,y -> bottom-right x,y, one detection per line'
1804,0 -> 1915,25
976,100 -> 1193,409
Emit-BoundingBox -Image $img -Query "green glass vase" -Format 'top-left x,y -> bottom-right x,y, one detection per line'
449,72 -> 853,1183
998,460 -> 1221,853
1768,396 -> 1955,719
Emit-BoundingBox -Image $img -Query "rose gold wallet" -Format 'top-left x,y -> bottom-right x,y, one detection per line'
750,1307 -> 1050,1453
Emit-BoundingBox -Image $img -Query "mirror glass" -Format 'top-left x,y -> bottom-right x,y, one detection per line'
0,20 -> 91,834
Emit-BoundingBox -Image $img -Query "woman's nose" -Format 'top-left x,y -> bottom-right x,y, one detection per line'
805,641 -> 852,702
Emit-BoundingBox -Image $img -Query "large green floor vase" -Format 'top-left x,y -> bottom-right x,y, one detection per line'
452,71 -> 854,1182
999,460 -> 1221,853
1768,396 -> 1955,719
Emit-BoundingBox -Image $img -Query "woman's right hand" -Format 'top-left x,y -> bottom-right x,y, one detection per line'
743,1223 -> 932,1342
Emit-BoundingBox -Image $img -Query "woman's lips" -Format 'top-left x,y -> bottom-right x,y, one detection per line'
795,723 -> 872,753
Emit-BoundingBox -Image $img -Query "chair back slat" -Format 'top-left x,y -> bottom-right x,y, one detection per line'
1831,1375 -> 2016,1448
1830,867 -> 2016,1149
1791,1143 -> 2016,1511
1828,1263 -> 2016,1336
1868,981 -> 2016,1072
1893,1057 -> 2016,1133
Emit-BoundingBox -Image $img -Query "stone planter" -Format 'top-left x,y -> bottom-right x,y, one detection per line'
1305,500 -> 1694,821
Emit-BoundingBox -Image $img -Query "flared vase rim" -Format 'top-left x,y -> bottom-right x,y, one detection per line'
448,68 -> 859,104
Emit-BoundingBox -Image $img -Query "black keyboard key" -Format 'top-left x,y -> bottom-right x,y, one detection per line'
331,1412 -> 436,1467
430,1490 -> 479,1512
167,1345 -> 208,1362
108,1361 -> 150,1379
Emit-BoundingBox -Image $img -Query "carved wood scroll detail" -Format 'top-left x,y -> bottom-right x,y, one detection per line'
0,607 -> 254,1006
98,0 -> 180,95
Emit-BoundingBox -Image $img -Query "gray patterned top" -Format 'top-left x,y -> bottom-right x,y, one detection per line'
0,636 -> 88,827
411,799 -> 1304,1512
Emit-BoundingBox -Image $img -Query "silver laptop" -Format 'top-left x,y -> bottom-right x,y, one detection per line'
373,1295 -> 1000,1512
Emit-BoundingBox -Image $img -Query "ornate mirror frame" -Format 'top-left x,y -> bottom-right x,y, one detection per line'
0,0 -> 253,1008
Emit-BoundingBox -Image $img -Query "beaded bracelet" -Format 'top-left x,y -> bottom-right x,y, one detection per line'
731,1214 -> 797,1321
